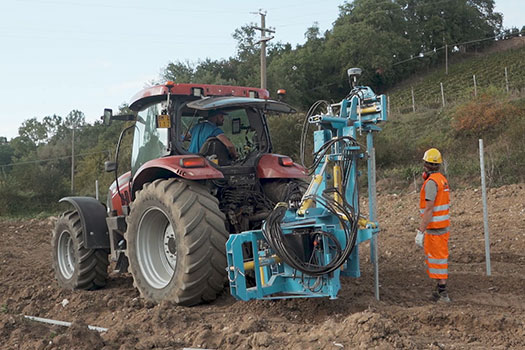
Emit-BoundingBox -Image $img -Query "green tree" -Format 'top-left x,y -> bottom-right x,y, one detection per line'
75,104 -> 133,200
17,118 -> 48,145
0,143 -> 13,164
163,60 -> 195,83
397,0 -> 502,56
65,109 -> 85,129
232,24 -> 259,60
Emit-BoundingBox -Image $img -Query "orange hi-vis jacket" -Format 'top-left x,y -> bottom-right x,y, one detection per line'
419,172 -> 450,229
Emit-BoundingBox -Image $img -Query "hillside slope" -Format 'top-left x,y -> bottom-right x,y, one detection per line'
389,38 -> 525,111
375,38 -> 525,190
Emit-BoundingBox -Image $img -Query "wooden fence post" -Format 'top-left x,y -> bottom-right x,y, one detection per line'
411,87 -> 416,113
505,67 -> 509,93
440,82 -> 445,108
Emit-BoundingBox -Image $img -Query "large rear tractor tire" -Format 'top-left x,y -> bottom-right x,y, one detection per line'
52,210 -> 109,290
125,178 -> 228,306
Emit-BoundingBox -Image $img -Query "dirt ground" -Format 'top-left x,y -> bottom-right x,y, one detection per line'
1,183 -> 525,350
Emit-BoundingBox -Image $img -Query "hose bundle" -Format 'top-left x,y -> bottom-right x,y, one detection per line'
262,134 -> 360,277
262,188 -> 358,276
265,96 -> 364,277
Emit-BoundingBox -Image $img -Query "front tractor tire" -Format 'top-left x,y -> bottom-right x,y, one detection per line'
52,211 -> 109,290
125,178 -> 228,306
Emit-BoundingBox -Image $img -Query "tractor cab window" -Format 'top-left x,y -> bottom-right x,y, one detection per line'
181,108 -> 260,161
131,102 -> 170,174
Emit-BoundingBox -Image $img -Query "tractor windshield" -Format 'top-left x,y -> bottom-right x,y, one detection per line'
177,96 -> 294,163
131,101 -> 170,173
180,107 -> 263,161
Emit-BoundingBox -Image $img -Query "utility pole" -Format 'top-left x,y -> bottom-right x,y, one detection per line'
251,10 -> 275,90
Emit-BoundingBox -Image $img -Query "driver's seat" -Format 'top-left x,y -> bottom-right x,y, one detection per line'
199,137 -> 232,166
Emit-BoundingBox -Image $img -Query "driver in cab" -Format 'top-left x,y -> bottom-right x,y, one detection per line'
187,109 -> 238,160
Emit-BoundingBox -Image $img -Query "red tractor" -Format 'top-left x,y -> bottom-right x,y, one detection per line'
52,82 -> 306,306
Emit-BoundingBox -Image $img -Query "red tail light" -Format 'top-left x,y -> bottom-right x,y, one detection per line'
279,156 -> 293,166
180,157 -> 206,168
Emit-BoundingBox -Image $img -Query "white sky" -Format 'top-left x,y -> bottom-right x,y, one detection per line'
0,0 -> 522,140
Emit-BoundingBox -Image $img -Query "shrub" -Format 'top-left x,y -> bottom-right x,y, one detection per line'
452,89 -> 520,136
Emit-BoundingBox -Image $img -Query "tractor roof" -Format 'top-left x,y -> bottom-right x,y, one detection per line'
129,83 -> 269,111
186,96 -> 296,114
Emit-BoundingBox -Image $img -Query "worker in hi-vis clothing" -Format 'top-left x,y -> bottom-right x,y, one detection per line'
415,148 -> 451,302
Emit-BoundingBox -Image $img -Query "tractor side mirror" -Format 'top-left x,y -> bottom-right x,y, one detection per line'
104,161 -> 117,173
102,108 -> 137,125
232,118 -> 241,134
102,108 -> 113,126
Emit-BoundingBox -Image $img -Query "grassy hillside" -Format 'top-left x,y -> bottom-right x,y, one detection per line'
376,42 -> 525,190
389,42 -> 525,112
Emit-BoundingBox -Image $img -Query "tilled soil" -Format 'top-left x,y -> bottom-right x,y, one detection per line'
1,184 -> 525,349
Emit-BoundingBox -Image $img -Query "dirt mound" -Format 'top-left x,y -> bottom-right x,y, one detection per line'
1,184 -> 525,349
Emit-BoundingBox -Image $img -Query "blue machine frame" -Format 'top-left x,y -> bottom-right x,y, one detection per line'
226,84 -> 387,301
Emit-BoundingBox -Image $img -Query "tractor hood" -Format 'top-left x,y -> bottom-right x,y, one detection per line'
186,96 -> 296,114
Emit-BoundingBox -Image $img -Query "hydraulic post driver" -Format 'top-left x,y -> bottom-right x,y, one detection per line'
226,68 -> 387,300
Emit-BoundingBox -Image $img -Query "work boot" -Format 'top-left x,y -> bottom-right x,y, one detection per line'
431,285 -> 451,303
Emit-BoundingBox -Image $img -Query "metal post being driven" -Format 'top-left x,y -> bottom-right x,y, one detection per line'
479,139 -> 492,276
367,134 -> 380,300
71,127 -> 75,194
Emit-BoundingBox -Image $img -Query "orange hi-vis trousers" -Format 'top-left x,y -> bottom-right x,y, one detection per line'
424,231 -> 450,280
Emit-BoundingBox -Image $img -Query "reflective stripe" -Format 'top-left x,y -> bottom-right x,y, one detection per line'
433,204 -> 449,212
431,214 -> 450,222
428,267 -> 448,275
420,206 -> 449,214
427,230 -> 449,236
428,258 -> 448,264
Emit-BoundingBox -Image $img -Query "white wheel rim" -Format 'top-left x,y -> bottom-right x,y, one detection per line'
136,207 -> 176,289
57,230 -> 76,279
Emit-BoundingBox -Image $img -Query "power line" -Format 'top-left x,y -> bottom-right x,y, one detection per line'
0,31 -> 233,46
392,30 -> 524,66
267,0 -> 332,11
0,150 -> 111,168
15,0 -> 248,15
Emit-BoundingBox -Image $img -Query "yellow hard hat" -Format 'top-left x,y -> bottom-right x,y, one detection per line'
422,148 -> 442,164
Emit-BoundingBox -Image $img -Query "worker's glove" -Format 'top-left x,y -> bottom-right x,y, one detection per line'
415,229 -> 424,248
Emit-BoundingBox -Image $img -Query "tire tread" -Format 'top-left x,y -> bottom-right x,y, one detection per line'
126,178 -> 228,306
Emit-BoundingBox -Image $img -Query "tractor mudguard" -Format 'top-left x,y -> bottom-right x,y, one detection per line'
59,197 -> 110,249
131,155 -> 224,195
109,171 -> 132,216
256,154 -> 308,179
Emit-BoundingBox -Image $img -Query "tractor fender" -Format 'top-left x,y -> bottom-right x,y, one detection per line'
108,171 -> 132,216
256,154 -> 308,179
131,155 -> 224,196
59,197 -> 110,249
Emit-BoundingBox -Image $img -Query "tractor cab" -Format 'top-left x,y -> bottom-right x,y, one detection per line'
180,97 -> 294,166
116,83 -> 297,173
104,82 -> 306,220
